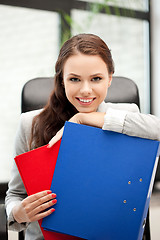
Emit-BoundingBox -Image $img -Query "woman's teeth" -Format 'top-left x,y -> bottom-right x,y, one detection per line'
78,98 -> 93,103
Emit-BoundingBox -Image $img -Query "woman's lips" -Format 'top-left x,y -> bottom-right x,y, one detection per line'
76,97 -> 96,105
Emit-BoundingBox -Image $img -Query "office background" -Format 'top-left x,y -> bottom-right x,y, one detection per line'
1,0 -> 158,182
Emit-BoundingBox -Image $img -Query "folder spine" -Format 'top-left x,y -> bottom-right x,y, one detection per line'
138,143 -> 160,240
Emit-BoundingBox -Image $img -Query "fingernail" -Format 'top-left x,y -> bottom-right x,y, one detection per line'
52,193 -> 57,198
51,208 -> 55,213
47,190 -> 52,194
52,199 -> 57,204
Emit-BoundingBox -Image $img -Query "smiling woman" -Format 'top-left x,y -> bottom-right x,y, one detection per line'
5,33 -> 160,240
29,33 -> 115,149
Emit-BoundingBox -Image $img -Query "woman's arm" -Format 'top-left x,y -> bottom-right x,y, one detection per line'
48,107 -> 160,148
5,111 -> 56,231
5,113 -> 30,231
103,108 -> 160,141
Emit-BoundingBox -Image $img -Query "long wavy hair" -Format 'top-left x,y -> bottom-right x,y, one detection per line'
30,33 -> 115,149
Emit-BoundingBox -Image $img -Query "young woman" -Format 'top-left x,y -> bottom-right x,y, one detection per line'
5,33 -> 160,239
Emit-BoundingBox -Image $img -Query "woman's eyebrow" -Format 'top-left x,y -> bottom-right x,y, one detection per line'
67,73 -> 81,77
66,73 -> 104,77
90,73 -> 103,77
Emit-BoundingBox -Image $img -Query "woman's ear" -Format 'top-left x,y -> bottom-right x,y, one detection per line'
108,74 -> 112,87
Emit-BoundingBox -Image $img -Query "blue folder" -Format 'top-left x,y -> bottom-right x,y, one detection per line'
42,122 -> 160,240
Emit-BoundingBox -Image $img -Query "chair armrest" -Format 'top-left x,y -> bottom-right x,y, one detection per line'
0,203 -> 8,240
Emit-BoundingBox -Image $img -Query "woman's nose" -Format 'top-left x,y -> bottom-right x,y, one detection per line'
80,82 -> 92,95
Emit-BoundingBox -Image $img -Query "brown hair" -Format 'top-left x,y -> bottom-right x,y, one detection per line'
30,33 -> 115,149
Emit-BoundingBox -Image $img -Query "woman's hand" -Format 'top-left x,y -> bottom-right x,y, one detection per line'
48,112 -> 105,148
12,190 -> 57,223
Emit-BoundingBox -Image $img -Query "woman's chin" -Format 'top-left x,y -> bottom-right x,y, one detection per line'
76,106 -> 97,113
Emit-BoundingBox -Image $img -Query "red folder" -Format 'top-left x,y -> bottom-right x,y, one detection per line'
15,140 -> 82,240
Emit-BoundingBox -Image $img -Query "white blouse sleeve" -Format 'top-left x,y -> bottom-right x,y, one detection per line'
103,108 -> 160,141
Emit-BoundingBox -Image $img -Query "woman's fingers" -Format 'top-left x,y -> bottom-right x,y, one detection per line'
30,207 -> 55,222
47,113 -> 84,148
23,191 -> 56,212
48,127 -> 64,148
29,198 -> 57,219
23,190 -> 56,204
22,190 -> 55,205
13,190 -> 57,223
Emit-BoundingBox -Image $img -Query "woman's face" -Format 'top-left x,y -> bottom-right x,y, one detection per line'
63,53 -> 112,113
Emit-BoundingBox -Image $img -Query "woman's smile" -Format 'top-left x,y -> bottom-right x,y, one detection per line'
76,97 -> 96,105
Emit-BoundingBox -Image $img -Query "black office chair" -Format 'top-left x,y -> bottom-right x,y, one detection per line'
0,183 -> 8,240
0,76 -> 151,239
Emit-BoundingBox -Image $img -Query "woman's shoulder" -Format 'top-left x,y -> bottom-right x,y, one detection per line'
20,109 -> 43,133
98,101 -> 139,113
20,109 -> 42,124
14,109 -> 43,155
18,109 -> 42,142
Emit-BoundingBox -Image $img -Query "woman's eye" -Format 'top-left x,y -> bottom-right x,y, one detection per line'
69,77 -> 80,82
92,77 -> 102,82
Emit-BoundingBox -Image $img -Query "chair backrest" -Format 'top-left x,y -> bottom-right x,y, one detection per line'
21,76 -> 140,113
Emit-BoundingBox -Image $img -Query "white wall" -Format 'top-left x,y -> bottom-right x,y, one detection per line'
0,5 -> 59,182
151,0 -> 160,117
